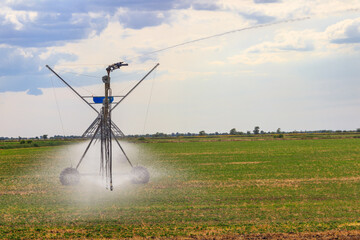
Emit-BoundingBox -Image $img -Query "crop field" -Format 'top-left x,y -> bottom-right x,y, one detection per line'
1,135 -> 360,239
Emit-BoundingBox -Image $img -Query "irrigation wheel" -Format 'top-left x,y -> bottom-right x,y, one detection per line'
131,166 -> 150,184
59,167 -> 80,185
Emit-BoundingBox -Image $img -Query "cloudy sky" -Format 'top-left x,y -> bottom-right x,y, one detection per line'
1,0 -> 360,138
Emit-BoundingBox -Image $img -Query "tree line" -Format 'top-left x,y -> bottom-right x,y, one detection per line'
2,128 -> 360,140
127,127 -> 360,138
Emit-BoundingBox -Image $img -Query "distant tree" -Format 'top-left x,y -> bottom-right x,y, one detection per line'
260,130 -> 265,134
246,131 -> 251,135
230,128 -> 237,135
42,134 -> 48,140
199,130 -> 206,136
357,128 -> 360,133
253,126 -> 260,134
154,132 -> 166,137
277,128 -> 281,134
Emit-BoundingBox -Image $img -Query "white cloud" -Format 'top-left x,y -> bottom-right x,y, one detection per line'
229,29 -> 322,65
43,8 -> 245,73
44,1 -> 360,70
0,7 -> 37,30
228,15 -> 360,66
220,0 -> 360,20
326,17 -> 360,44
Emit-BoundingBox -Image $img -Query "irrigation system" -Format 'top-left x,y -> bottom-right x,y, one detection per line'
46,62 -> 159,190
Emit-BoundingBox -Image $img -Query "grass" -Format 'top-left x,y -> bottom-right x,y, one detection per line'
1,136 -> 360,238
0,139 -> 76,149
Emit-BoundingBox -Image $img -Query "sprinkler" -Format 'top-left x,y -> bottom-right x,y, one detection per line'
46,62 -> 159,190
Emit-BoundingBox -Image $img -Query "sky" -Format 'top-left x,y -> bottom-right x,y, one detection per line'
1,0 -> 360,138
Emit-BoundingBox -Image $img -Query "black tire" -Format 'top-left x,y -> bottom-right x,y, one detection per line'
131,166 -> 150,184
59,167 -> 80,186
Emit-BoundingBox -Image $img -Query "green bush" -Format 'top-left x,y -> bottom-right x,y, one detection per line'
20,140 -> 25,144
274,134 -> 284,139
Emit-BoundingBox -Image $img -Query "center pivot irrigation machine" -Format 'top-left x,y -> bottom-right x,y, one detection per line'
46,62 -> 159,191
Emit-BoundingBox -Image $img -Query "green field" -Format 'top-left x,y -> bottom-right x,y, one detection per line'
1,136 -> 360,239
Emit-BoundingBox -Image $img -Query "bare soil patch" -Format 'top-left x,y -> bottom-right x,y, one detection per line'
181,230 -> 360,239
199,161 -> 264,166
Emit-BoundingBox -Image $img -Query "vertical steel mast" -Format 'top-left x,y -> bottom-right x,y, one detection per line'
102,62 -> 128,190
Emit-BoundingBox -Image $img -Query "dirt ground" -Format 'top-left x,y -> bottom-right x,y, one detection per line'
187,230 -> 360,240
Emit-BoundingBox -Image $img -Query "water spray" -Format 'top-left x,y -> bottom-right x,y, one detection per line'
46,62 -> 159,190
